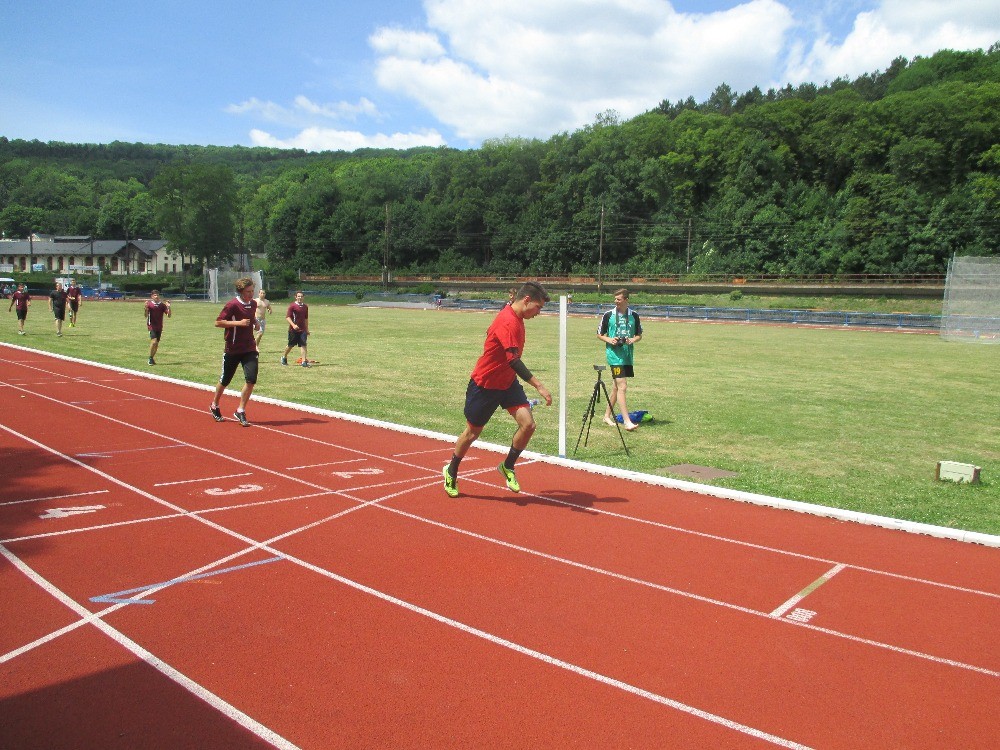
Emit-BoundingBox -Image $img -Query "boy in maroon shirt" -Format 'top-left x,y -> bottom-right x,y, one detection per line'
443,281 -> 552,497
144,290 -> 171,365
209,277 -> 259,426
280,291 -> 311,367
66,279 -> 82,327
7,283 -> 30,335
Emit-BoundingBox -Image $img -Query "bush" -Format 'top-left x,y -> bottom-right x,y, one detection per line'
730,290 -> 744,301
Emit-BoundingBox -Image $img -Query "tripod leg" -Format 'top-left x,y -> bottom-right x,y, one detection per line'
599,380 -> 630,456
574,381 -> 601,455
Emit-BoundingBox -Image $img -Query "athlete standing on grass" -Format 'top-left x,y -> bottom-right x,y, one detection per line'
444,281 -> 552,497
280,291 -> 311,367
254,288 -> 272,348
66,279 -> 82,327
8,283 -> 30,335
144,290 -> 171,365
48,281 -> 68,337
210,277 -> 259,427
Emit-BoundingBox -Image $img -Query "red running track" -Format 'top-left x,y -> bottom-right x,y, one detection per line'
1,344 -> 998,749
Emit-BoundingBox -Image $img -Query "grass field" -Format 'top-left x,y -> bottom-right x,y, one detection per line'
3,296 -> 997,536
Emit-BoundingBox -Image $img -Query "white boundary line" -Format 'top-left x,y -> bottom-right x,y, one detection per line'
0,544 -> 302,750
3,341 -> 996,549
0,432 -> 814,748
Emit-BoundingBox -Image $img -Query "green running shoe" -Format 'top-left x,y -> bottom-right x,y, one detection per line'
498,463 -> 520,493
443,465 -> 459,497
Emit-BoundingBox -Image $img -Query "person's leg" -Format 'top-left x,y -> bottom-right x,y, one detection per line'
149,335 -> 159,362
237,381 -> 255,413
604,377 -> 620,425
615,377 -> 637,430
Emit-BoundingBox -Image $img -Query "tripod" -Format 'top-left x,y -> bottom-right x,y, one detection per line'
574,366 -> 630,456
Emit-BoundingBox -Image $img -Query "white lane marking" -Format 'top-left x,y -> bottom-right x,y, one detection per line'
0,490 -> 109,507
286,458 -> 365,470
39,505 -> 106,519
154,473 -> 252,487
770,564 -> 847,619
0,544 -> 301,750
77,444 -> 185,459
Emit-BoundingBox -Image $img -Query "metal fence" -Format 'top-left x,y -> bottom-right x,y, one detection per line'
440,298 -> 947,331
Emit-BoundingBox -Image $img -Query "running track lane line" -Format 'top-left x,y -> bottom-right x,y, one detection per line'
0,437 -> 815,748
4,373 -> 999,678
24,359 -> 999,604
0,544 -> 302,750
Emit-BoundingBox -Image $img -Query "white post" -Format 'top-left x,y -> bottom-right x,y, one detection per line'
559,295 -> 567,457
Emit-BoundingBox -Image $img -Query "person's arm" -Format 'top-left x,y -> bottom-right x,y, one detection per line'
625,314 -> 642,345
509,357 -> 553,406
165,301 -> 172,318
596,311 -> 615,344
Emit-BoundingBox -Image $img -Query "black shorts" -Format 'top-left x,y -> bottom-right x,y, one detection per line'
463,379 -> 529,427
287,330 -> 308,347
609,365 -> 634,379
52,307 -> 66,321
219,351 -> 259,387
16,309 -> 27,321
69,300 -> 79,312
149,329 -> 163,340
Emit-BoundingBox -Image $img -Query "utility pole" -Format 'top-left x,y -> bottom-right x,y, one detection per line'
598,202 -> 605,293
686,218 -> 692,274
382,202 -> 391,289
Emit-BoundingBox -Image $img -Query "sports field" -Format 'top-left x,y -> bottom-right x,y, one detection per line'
2,296 -> 997,535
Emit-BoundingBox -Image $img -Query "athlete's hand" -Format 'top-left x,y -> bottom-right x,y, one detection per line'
536,385 -> 553,406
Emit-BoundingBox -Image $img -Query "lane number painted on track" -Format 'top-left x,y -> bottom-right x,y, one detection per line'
330,467 -> 383,479
39,505 -> 107,519
204,484 -> 264,496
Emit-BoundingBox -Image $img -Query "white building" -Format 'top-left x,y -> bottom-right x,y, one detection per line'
0,234 -> 175,275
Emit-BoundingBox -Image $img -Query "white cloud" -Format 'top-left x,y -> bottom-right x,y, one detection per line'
786,0 -> 1000,84
226,95 -> 380,127
248,127 -> 446,152
368,0 -> 999,145
371,0 -> 796,142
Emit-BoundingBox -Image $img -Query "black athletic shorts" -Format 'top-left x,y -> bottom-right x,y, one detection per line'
287,330 -> 308,347
609,364 -> 634,379
16,309 -> 27,321
52,306 -> 66,321
219,351 -> 259,387
149,329 -> 163,340
463,378 -> 528,427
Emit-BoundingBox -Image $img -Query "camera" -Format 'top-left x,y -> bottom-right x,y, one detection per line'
615,336 -> 629,346
593,364 -> 606,371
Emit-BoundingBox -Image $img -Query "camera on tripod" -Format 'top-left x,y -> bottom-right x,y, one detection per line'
593,364 -> 606,371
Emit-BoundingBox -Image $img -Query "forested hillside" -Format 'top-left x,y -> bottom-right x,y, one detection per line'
2,45 -> 997,281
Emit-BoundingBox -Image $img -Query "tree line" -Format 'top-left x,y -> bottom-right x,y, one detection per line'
1,45 -> 997,283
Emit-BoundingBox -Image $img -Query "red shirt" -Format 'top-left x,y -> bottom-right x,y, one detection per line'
217,297 -> 258,354
145,300 -> 168,330
66,285 -> 82,302
286,302 -> 308,332
470,303 -> 526,390
11,290 -> 30,310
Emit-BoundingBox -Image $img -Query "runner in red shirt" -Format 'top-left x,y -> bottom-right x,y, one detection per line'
7,283 -> 30,335
443,281 -> 552,497
144,290 -> 171,365
209,277 -> 259,426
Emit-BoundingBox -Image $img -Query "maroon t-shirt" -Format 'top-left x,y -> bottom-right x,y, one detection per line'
11,290 -> 30,311
145,300 -> 168,330
66,285 -> 82,303
286,301 -> 308,332
217,296 -> 258,354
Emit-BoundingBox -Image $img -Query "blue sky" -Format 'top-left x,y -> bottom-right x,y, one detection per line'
2,0 -> 997,151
